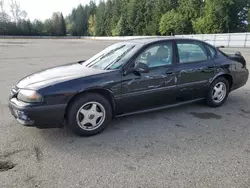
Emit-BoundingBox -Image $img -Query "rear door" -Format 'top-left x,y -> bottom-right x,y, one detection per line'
175,40 -> 216,101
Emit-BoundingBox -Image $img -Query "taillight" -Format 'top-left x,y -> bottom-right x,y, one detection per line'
229,53 -> 247,68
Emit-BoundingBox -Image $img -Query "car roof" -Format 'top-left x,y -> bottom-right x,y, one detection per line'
125,37 -> 204,45
126,37 -> 175,44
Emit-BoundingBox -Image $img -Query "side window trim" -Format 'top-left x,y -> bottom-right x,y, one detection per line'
176,40 -> 209,64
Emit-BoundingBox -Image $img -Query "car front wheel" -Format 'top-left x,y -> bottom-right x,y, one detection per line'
67,93 -> 112,136
206,77 -> 230,107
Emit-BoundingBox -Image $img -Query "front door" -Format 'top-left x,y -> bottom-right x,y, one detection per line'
121,41 -> 178,113
175,40 -> 216,101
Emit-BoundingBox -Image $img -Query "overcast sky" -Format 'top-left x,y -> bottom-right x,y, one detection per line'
4,0 -> 93,21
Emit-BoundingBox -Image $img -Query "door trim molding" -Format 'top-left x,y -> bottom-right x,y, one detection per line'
122,80 -> 207,98
178,80 -> 208,88
116,98 -> 205,117
122,85 -> 177,98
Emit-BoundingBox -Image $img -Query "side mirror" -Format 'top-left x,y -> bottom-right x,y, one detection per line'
77,60 -> 86,64
123,62 -> 150,76
235,51 -> 242,56
135,62 -> 150,73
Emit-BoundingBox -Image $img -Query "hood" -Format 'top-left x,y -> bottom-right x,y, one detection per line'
17,62 -> 108,89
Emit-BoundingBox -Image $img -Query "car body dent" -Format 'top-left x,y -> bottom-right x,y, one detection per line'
123,73 -> 176,92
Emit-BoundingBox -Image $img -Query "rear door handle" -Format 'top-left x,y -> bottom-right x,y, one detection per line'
201,66 -> 214,72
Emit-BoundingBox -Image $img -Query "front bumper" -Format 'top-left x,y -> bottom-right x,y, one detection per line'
9,98 -> 67,129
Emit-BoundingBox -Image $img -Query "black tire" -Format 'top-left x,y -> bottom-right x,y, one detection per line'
66,93 -> 112,136
206,77 -> 230,107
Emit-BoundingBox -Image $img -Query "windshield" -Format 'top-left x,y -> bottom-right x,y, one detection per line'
81,43 -> 135,70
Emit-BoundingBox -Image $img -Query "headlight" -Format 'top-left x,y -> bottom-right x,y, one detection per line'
17,89 -> 43,103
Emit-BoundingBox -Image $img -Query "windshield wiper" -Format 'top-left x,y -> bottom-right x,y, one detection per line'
86,45 -> 126,68
99,45 -> 125,60
105,46 -> 135,70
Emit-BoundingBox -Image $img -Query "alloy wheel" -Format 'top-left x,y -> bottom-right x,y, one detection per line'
76,102 -> 106,131
212,82 -> 227,103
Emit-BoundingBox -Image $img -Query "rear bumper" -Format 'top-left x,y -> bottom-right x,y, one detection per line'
231,69 -> 249,91
9,98 -> 67,129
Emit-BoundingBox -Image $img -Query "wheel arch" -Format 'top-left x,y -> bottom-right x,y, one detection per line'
211,73 -> 233,90
64,88 -> 116,121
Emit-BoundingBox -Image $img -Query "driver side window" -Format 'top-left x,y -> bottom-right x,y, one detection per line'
134,42 -> 173,68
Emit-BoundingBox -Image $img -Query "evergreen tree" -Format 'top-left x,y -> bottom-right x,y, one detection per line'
0,0 -> 249,36
44,19 -> 54,35
88,0 -> 97,16
95,1 -> 106,36
32,19 -> 44,35
51,12 -> 61,35
112,15 -> 130,36
192,0 -> 234,34
88,14 -> 96,36
67,5 -> 88,36
228,0 -> 250,32
248,9 -> 250,31
143,0 -> 155,35
111,0 -> 122,33
153,0 -> 177,34
104,0 -> 113,36
178,0 -> 204,33
59,13 -> 66,36
159,10 -> 189,35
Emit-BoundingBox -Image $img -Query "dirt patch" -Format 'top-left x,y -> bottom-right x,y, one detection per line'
0,161 -> 16,172
0,149 -> 25,158
244,150 -> 250,153
24,175 -> 35,183
34,146 -> 43,162
175,124 -> 186,128
241,109 -> 250,114
239,113 -> 249,119
189,112 -> 222,120
124,165 -> 136,171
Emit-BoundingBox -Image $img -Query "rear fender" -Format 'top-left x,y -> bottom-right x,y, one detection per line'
210,73 -> 233,89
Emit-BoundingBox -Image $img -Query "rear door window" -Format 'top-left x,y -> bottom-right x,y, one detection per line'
177,41 -> 208,64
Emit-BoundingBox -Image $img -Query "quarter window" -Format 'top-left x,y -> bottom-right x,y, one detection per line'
206,45 -> 216,59
177,42 -> 208,63
134,42 -> 173,68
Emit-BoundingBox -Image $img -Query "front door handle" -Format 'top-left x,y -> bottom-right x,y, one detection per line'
166,69 -> 174,75
166,72 -> 174,75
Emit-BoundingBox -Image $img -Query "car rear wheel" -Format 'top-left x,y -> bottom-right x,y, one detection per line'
67,93 -> 112,136
206,77 -> 230,107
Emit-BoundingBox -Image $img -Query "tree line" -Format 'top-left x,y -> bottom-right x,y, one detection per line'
0,0 -> 250,36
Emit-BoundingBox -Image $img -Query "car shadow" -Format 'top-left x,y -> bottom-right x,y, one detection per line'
35,99 -> 249,160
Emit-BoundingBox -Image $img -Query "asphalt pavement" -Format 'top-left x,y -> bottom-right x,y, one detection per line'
0,39 -> 250,188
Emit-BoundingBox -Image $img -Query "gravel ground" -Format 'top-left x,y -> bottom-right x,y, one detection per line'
0,39 -> 250,188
